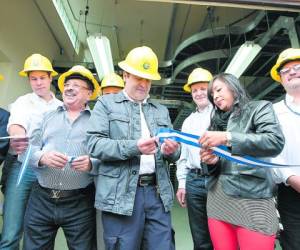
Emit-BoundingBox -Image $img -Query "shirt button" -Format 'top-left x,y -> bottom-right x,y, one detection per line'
59,183 -> 62,186
132,170 -> 137,175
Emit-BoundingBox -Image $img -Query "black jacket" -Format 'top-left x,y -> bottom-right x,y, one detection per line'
207,100 -> 285,199
0,108 -> 10,164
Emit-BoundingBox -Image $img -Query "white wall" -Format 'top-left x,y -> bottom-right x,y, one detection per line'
0,0 -> 67,108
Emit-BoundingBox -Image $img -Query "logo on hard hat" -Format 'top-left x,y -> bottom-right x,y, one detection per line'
32,57 -> 41,67
143,62 -> 150,70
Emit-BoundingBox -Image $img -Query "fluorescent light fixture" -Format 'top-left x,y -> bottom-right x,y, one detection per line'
225,41 -> 262,78
87,34 -> 114,80
52,0 -> 80,54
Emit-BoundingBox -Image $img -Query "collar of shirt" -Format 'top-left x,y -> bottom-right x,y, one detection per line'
57,104 -> 91,114
285,94 -> 300,113
122,90 -> 149,104
195,103 -> 213,114
30,92 -> 58,105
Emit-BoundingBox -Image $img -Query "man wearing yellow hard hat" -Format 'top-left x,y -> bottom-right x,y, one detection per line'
22,65 -> 99,249
0,74 -> 10,165
0,54 -> 62,249
101,72 -> 124,95
176,67 -> 213,250
270,48 -> 300,250
87,46 -> 180,250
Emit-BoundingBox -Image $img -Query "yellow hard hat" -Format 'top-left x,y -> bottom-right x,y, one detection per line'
19,53 -> 58,77
118,46 -> 161,80
183,68 -> 213,93
0,74 -> 3,81
101,72 -> 124,89
271,48 -> 300,82
58,65 -> 100,100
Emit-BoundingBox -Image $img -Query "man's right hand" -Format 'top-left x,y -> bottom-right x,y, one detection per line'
39,151 -> 68,169
8,124 -> 28,154
176,188 -> 186,208
137,137 -> 157,155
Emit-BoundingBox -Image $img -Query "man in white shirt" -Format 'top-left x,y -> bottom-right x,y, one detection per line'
0,54 -> 62,249
271,48 -> 300,250
176,68 -> 213,250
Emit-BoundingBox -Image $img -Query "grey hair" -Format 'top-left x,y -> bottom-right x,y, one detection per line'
207,73 -> 250,113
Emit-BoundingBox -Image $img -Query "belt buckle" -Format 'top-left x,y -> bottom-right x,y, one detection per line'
139,177 -> 148,187
51,190 -> 61,199
198,168 -> 203,176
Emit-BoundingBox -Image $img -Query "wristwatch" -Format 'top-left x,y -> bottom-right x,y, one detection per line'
226,132 -> 232,147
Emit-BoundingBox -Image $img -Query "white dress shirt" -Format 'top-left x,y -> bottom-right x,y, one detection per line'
272,94 -> 300,184
176,104 -> 212,188
122,90 -> 155,175
7,92 -> 62,154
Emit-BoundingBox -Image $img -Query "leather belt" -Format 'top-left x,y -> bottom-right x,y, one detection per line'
37,183 -> 94,199
138,173 -> 156,187
190,168 -> 205,176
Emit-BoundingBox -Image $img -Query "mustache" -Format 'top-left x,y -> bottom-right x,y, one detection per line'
64,89 -> 75,95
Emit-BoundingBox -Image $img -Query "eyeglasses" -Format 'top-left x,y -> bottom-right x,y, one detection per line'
279,64 -> 300,75
63,82 -> 90,91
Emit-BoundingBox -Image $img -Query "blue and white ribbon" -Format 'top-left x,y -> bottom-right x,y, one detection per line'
156,128 -> 299,168
0,135 -> 27,140
16,144 -> 33,186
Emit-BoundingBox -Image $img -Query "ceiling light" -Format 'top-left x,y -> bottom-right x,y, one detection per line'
87,34 -> 114,80
225,41 -> 262,78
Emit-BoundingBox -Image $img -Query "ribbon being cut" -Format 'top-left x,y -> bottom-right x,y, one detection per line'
0,135 -> 32,186
156,128 -> 300,168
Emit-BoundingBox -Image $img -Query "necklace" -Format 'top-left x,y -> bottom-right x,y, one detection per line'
284,99 -> 300,116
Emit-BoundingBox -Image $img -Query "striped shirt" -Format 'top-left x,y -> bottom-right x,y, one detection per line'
30,105 -> 96,190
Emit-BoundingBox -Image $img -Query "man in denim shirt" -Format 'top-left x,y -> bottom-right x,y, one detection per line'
87,46 -> 180,250
23,65 -> 100,250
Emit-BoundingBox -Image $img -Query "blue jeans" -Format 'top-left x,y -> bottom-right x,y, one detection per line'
277,184 -> 300,250
0,154 -> 37,250
102,186 -> 175,250
23,183 -> 96,250
186,171 -> 213,250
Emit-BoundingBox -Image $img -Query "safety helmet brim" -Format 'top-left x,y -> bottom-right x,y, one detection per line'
118,61 -> 161,81
19,69 -> 58,77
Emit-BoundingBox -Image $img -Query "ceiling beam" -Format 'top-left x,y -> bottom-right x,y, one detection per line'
139,0 -> 300,12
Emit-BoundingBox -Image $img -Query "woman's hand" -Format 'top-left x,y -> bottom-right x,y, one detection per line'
200,148 -> 219,165
199,131 -> 227,148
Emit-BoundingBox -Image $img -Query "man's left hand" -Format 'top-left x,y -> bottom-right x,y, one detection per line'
71,155 -> 91,172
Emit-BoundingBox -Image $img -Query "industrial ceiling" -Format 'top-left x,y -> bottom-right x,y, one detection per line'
34,0 -> 300,129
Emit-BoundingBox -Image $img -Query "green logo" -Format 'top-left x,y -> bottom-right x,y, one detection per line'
143,62 -> 150,70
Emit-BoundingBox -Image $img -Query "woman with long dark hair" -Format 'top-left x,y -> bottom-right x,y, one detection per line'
199,73 -> 284,250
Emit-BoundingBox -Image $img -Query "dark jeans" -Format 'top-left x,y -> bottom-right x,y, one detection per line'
277,184 -> 300,250
102,186 -> 174,250
0,154 -> 37,250
23,183 -> 96,250
186,171 -> 213,250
